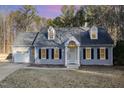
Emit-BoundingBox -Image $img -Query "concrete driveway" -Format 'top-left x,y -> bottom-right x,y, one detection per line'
0,63 -> 28,81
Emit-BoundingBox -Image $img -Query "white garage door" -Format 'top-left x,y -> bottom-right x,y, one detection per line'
14,51 -> 30,63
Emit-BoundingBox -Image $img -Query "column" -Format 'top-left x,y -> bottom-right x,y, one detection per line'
65,46 -> 67,66
77,46 -> 80,65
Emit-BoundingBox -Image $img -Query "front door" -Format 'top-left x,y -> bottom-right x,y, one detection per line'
67,47 -> 77,64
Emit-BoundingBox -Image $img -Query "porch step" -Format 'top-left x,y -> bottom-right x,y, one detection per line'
67,65 -> 79,69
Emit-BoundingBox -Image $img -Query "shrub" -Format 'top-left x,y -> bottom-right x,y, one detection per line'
114,40 -> 124,65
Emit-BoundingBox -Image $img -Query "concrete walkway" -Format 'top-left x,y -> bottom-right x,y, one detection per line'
0,63 -> 28,81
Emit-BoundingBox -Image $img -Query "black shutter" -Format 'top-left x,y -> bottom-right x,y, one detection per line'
46,49 -> 49,59
59,49 -> 62,59
83,49 -> 85,59
91,48 -> 94,59
97,48 -> 100,59
51,49 -> 54,59
106,48 -> 108,59
39,49 -> 41,59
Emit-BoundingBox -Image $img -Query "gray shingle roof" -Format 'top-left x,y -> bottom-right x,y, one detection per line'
33,27 -> 114,47
13,32 -> 38,46
33,27 -> 85,47
13,27 -> 114,47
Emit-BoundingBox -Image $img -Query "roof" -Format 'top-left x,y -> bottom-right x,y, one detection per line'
13,27 -> 114,47
33,27 -> 85,47
33,27 -> 114,47
80,27 -> 114,46
13,32 -> 38,46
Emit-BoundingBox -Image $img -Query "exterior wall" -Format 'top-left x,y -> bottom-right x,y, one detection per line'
34,47 -> 65,65
34,46 -> 113,66
30,47 -> 35,63
12,46 -> 30,63
80,46 -> 113,65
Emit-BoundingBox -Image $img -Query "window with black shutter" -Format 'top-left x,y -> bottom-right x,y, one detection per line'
51,49 -> 54,59
91,48 -> 94,59
46,49 -> 49,59
97,48 -> 100,59
39,49 -> 41,59
59,49 -> 62,59
106,48 -> 108,59
83,49 -> 86,59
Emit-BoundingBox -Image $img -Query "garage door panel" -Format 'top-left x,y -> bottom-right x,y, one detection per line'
14,52 -> 30,63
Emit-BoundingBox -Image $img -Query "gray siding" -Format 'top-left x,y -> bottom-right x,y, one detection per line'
33,46 -> 113,66
34,47 -> 65,65
80,46 -> 113,65
30,47 -> 35,63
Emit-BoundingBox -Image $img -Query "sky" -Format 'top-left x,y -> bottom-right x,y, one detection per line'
0,5 -> 80,19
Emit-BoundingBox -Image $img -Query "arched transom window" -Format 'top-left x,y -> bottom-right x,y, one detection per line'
68,41 -> 77,48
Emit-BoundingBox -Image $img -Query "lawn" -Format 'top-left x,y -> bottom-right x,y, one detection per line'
0,66 -> 124,88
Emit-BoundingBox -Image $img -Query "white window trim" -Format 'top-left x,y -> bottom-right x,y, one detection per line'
100,47 -> 106,60
54,48 -> 59,60
48,31 -> 55,40
86,47 -> 91,60
90,26 -> 98,40
48,26 -> 56,40
41,48 -> 46,59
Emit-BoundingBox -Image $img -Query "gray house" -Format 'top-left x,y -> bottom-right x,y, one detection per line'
12,26 -> 114,68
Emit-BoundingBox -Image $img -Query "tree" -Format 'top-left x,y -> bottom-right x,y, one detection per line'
47,19 -> 54,27
12,5 -> 37,32
73,6 -> 86,27
51,5 -> 76,27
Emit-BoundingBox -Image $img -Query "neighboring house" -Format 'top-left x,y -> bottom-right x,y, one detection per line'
12,26 -> 114,68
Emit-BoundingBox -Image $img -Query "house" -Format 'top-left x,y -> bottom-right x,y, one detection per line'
12,26 -> 114,68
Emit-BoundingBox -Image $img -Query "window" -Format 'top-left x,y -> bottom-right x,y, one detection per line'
48,26 -> 55,40
92,32 -> 97,39
90,26 -> 98,39
68,41 -> 77,48
100,48 -> 106,60
86,48 -> 91,60
41,49 -> 46,59
54,48 -> 59,60
51,48 -> 61,60
49,31 -> 54,39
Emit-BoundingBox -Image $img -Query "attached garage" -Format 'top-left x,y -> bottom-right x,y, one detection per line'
12,32 -> 38,63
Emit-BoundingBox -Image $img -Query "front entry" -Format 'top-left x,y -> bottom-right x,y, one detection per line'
65,40 -> 80,68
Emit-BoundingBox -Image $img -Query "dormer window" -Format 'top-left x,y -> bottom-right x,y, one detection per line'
90,26 -> 98,39
48,26 -> 55,40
